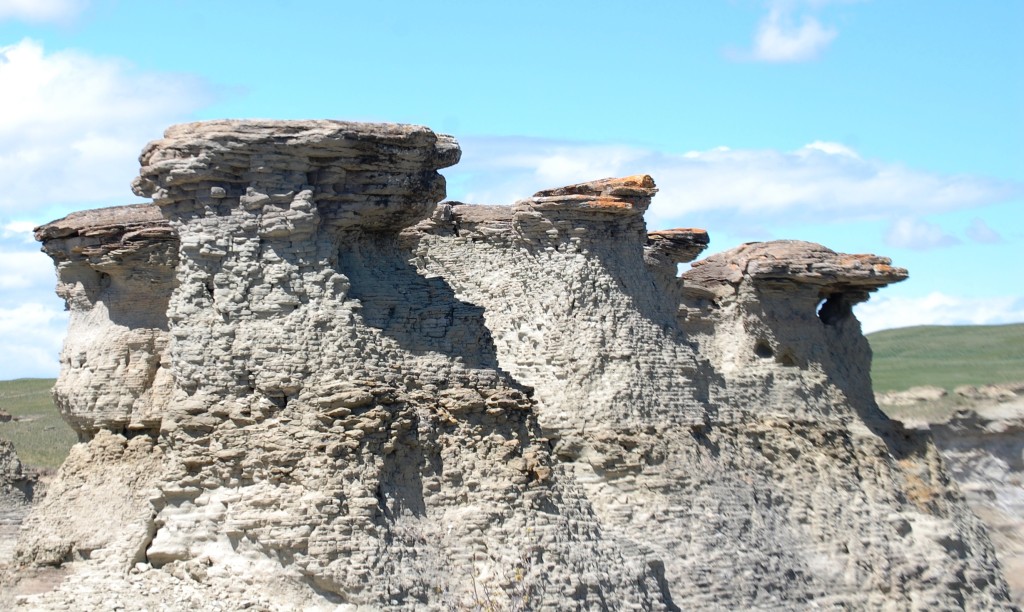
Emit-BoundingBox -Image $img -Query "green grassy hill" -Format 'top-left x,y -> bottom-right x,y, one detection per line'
0,378 -> 75,470
867,323 -> 1024,393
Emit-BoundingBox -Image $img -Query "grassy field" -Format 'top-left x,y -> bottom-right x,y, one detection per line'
0,378 -> 75,470
867,323 -> 1024,393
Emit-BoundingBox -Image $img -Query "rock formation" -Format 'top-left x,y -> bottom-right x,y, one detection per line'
0,441 -> 37,566
882,384 -> 1024,606
9,120 -> 1014,609
33,204 -> 177,437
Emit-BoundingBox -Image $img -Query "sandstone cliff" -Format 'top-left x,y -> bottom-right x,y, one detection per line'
8,120 -> 1013,610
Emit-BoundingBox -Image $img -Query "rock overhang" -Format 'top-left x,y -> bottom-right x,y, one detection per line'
131,119 -> 460,232
646,228 -> 711,264
34,204 -> 174,263
682,239 -> 909,301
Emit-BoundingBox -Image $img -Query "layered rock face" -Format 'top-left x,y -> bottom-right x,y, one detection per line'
902,389 -> 1024,606
15,120 -> 1014,609
0,441 -> 37,565
34,205 -> 177,437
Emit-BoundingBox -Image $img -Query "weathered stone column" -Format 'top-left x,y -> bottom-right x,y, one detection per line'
35,204 -> 177,437
122,121 -> 665,607
681,240 -> 908,421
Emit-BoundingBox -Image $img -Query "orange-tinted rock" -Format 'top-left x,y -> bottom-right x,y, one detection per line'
683,239 -> 908,300
521,175 -> 658,215
646,228 -> 710,264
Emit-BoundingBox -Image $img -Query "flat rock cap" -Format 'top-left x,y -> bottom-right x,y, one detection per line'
35,203 -> 173,243
683,240 -> 908,298
646,228 -> 710,264
131,119 -> 461,231
518,175 -> 658,216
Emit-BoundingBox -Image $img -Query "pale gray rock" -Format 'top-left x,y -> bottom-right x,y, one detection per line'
956,383 -> 1024,403
0,440 -> 36,565
877,385 -> 950,406
34,204 -> 177,438
414,186 -> 1010,610
10,122 -> 1014,610
909,392 -> 1024,606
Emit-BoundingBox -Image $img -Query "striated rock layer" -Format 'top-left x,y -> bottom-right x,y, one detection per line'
899,388 -> 1024,607
12,120 -> 1013,610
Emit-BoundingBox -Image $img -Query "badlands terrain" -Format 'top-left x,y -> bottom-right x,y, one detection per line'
0,120 -> 1019,610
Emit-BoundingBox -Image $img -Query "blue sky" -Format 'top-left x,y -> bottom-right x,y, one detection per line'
0,0 -> 1021,378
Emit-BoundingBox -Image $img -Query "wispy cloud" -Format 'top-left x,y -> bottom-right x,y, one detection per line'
0,39 -> 212,219
0,36 -> 209,379
730,0 -> 861,63
856,292 -> 1024,334
0,302 -> 66,379
884,217 -> 959,250
446,136 -> 1022,232
0,248 -> 53,290
752,6 -> 837,62
1,221 -> 37,243
0,0 -> 87,24
965,217 -> 1002,244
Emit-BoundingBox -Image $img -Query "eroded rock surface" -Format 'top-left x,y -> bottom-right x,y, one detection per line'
9,120 -> 1014,610
34,204 -> 177,438
896,388 -> 1024,607
0,441 -> 36,567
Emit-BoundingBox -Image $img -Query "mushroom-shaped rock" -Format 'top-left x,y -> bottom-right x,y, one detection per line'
681,240 -> 908,387
683,240 -> 908,302
34,203 -> 178,437
509,175 -> 659,250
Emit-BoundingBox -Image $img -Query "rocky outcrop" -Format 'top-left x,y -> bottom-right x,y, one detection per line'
35,204 -> 177,438
892,387 -> 1024,607
681,240 -> 909,418
0,441 -> 36,565
413,187 -> 1008,609
12,120 -> 1014,610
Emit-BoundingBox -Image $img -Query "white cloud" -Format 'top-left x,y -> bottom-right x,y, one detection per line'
856,292 -> 1024,334
0,234 -> 66,379
730,0 -> 864,63
0,249 -> 53,290
0,302 -> 66,378
446,136 -> 1022,231
1,221 -> 37,242
752,7 -> 837,62
801,140 -> 859,158
0,0 -> 85,23
966,217 -> 1002,244
884,217 -> 959,250
0,39 -> 211,217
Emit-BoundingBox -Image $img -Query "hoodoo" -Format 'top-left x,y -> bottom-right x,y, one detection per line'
11,120 -> 1012,609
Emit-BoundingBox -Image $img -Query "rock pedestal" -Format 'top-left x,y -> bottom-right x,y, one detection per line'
35,205 -> 177,437
17,120 -> 1014,610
